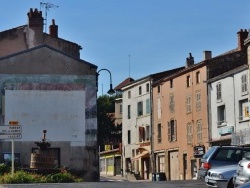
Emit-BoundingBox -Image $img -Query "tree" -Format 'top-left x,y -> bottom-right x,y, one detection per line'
97,95 -> 122,151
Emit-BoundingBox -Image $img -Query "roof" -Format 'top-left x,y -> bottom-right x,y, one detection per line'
114,77 -> 134,90
0,44 -> 97,69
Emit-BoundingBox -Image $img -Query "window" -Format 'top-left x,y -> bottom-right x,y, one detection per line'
139,126 -> 145,142
187,123 -> 192,144
168,120 -> 177,142
186,94 -> 192,113
158,85 -> 161,93
170,79 -> 173,88
196,71 -> 200,84
146,125 -> 150,141
157,124 -> 162,142
128,130 -> 131,144
158,156 -> 165,172
139,86 -> 142,95
187,75 -> 191,87
195,90 -> 201,111
137,101 -> 143,116
239,99 -> 249,120
146,83 -> 149,92
216,82 -> 222,100
157,98 -> 161,119
197,120 -> 202,143
119,104 -> 122,114
241,74 -> 248,93
217,105 -> 226,126
128,91 -> 131,99
127,105 -> 131,119
169,93 -> 175,113
146,99 -> 150,114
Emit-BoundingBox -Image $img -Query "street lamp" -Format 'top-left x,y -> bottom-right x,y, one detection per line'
97,68 -> 115,95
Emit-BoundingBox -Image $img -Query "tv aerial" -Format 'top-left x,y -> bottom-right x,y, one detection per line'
40,2 -> 59,33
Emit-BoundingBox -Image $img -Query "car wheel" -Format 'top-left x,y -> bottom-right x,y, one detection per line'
227,179 -> 234,188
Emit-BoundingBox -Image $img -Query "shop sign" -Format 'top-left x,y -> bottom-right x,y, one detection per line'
194,146 -> 205,157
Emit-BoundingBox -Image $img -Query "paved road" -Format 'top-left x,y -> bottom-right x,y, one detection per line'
0,181 -> 208,188
0,178 -> 208,188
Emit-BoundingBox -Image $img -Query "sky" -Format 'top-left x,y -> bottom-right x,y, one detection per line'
1,0 -> 250,96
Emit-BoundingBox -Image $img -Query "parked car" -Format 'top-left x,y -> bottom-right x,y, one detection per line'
205,164 -> 237,188
233,152 -> 250,187
198,146 -> 250,179
237,181 -> 250,188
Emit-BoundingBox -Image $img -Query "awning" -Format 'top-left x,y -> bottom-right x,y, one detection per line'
131,151 -> 149,161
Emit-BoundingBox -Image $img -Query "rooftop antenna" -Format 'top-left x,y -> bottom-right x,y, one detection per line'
129,54 -> 131,78
40,2 -> 59,33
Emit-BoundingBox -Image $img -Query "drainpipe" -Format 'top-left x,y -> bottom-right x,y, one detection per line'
150,78 -> 155,174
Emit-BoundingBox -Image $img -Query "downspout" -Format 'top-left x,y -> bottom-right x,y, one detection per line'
150,78 -> 155,174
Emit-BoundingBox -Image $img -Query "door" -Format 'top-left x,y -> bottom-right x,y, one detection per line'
169,151 -> 179,180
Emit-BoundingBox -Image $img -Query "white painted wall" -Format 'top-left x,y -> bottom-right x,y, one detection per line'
122,78 -> 151,169
209,68 -> 249,142
5,90 -> 86,146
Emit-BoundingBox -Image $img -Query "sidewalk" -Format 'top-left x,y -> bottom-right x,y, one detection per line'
100,173 -> 151,182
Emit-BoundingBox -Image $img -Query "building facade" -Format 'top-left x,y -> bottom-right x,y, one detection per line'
208,65 -> 249,146
0,8 -> 98,181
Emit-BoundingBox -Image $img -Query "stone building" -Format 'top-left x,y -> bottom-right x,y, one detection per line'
0,8 -> 98,181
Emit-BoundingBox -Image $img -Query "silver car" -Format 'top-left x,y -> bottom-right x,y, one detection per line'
205,165 -> 237,188
234,153 -> 250,187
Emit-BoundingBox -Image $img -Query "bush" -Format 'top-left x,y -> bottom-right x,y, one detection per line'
0,163 -> 10,175
0,170 -> 83,184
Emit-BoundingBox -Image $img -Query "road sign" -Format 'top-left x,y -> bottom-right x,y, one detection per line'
0,125 -> 22,134
0,134 -> 22,139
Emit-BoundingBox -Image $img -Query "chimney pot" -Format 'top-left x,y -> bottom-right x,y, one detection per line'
203,51 -> 212,60
49,19 -> 58,38
237,29 -> 249,50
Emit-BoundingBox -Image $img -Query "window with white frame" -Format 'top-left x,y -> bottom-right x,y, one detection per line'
169,93 -> 175,113
216,82 -> 222,100
168,119 -> 177,142
187,122 -> 192,144
196,90 -> 201,111
241,73 -> 248,93
217,105 -> 226,126
239,99 -> 249,120
197,120 -> 202,143
137,101 -> 143,116
186,94 -> 192,113
158,155 -> 165,172
128,91 -> 131,99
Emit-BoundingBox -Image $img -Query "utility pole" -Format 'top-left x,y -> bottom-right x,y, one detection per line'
40,2 -> 59,33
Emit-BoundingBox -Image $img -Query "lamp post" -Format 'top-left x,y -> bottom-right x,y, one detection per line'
97,68 -> 115,95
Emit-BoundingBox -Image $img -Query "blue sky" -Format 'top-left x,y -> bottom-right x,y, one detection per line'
1,1 -> 250,96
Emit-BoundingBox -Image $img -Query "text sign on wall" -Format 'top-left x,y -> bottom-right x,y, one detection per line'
0,126 -> 22,134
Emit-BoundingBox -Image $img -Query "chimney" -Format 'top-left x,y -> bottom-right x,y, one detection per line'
49,19 -> 58,38
203,51 -> 212,60
237,29 -> 248,50
27,8 -> 43,28
185,53 -> 194,68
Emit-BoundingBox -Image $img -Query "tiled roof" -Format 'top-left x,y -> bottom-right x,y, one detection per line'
114,77 -> 134,90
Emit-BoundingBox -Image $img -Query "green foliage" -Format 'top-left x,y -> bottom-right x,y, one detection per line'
0,163 -> 10,175
0,170 -> 83,184
46,171 -> 75,183
97,95 -> 122,150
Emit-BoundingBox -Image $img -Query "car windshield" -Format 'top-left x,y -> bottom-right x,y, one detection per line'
202,147 -> 217,159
